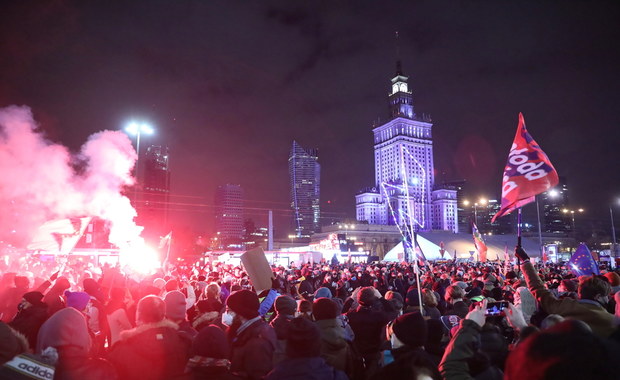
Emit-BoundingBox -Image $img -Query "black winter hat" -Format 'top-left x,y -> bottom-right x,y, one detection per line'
274,295 -> 296,316
286,317 -> 321,358
405,290 -> 421,307
226,290 -> 259,319
191,325 -> 229,359
392,311 -> 427,348
312,298 -> 339,321
22,291 -> 44,306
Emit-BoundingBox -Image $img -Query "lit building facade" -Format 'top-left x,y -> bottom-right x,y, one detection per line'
141,145 -> 171,239
289,141 -> 321,237
214,184 -> 244,249
541,177 -> 571,235
356,62 -> 457,233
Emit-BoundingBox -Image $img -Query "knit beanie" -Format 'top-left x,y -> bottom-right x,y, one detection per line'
226,290 -> 259,319
312,298 -> 339,321
64,291 -> 90,311
191,325 -> 229,359
137,295 -> 166,324
274,295 -> 296,316
314,287 -> 333,299
164,290 -> 187,321
405,289 -> 421,307
22,291 -> 44,306
392,312 -> 427,348
286,317 -> 321,358
357,286 -> 378,307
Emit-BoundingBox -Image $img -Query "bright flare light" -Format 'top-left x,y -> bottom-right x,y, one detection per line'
548,189 -> 559,197
125,122 -> 154,136
120,240 -> 161,275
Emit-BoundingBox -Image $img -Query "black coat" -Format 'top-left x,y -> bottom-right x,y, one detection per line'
9,303 -> 48,349
265,357 -> 348,380
346,306 -> 390,356
229,318 -> 276,380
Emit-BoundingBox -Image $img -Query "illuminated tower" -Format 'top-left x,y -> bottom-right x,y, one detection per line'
289,141 -> 321,237
214,184 -> 244,249
356,62 -> 457,232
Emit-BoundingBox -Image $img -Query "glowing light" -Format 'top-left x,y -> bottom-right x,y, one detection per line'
479,198 -> 487,205
463,200 -> 470,206
578,208 -> 584,213
125,122 -> 154,136
120,241 -> 161,275
548,189 -> 559,197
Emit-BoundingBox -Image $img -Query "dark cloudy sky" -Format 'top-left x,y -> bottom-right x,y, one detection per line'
1,0 -> 619,237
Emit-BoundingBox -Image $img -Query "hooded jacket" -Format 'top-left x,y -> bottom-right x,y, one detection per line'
108,319 -> 190,380
265,357 -> 348,380
36,308 -> 117,380
315,318 -> 348,372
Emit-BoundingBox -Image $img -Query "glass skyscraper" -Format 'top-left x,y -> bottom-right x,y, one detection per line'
289,141 -> 321,238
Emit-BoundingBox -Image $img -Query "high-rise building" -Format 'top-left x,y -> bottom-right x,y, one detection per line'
441,180 -> 467,232
289,141 -> 321,238
214,184 -> 244,249
141,145 -> 171,239
355,61 -> 457,232
541,177 -> 571,235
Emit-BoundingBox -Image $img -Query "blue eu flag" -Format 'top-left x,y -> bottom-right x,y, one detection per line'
568,243 -> 599,276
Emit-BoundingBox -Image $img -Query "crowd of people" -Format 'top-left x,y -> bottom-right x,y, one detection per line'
1,247 -> 620,380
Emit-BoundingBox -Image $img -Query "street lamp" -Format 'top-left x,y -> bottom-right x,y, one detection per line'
124,121 -> 154,204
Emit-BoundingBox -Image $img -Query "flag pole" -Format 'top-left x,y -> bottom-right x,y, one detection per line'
517,208 -> 523,275
411,229 -> 424,312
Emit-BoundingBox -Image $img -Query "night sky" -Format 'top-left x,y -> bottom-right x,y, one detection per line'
1,1 -> 619,237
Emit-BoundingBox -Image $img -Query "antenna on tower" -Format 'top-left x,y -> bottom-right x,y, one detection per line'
395,31 -> 402,75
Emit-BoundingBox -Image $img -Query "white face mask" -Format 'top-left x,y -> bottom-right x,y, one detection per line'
222,310 -> 235,326
390,333 -> 404,350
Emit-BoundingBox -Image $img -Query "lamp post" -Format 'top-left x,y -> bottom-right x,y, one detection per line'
124,121 -> 154,205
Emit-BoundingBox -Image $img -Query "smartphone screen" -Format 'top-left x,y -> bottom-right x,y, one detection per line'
485,301 -> 508,316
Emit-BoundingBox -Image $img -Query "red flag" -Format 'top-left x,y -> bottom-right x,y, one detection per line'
472,222 -> 488,262
492,113 -> 558,222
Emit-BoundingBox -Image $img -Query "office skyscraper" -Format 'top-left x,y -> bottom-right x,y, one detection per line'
141,145 -> 171,238
541,177 -> 571,234
289,140 -> 321,238
214,184 -> 245,249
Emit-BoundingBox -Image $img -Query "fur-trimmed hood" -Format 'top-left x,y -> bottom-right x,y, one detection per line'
118,319 -> 179,342
192,311 -> 219,329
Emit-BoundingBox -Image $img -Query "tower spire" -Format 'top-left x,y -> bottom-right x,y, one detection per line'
395,31 -> 403,76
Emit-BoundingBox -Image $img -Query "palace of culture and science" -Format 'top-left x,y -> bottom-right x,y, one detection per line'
355,61 -> 458,233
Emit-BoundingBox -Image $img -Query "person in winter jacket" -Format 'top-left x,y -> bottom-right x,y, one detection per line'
106,287 -> 132,346
42,277 -> 71,317
225,289 -> 276,380
373,311 -> 440,380
270,295 -> 296,365
186,325 -> 238,380
313,298 -> 349,373
37,307 -> 117,380
9,291 -> 48,349
515,247 -> 616,337
165,290 -> 198,340
346,287 -> 391,376
265,317 -> 348,380
108,295 -> 190,380
439,300 -> 507,380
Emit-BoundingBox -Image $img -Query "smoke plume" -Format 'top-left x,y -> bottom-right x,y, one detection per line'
0,105 -> 141,249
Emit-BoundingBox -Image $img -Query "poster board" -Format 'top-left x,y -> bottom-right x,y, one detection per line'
240,247 -> 273,294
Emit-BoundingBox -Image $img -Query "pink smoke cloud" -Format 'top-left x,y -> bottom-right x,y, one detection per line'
0,105 -> 141,249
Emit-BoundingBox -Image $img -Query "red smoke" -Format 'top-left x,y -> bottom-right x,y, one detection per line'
0,105 -> 141,249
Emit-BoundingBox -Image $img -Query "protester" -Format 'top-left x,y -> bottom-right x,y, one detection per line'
515,247 -> 616,337
165,290 -> 198,339
271,295 -> 297,364
108,295 -> 190,380
37,307 -> 117,379
346,286 -> 391,376
225,289 -> 276,380
313,297 -> 349,372
186,325 -> 237,380
374,311 -> 440,379
265,317 -> 348,380
8,291 -> 48,349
